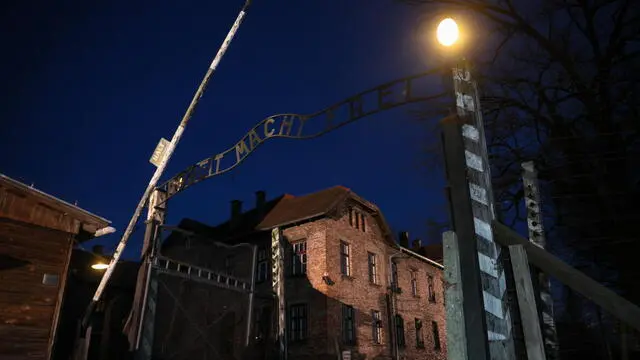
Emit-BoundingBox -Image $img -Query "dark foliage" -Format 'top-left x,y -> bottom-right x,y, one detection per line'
399,0 -> 640,357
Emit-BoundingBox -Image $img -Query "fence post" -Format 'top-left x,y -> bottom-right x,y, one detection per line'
441,61 -> 515,359
443,231 -> 468,360
509,245 -> 547,360
522,161 -> 558,359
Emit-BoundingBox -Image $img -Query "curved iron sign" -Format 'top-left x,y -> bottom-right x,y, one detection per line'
157,69 -> 447,199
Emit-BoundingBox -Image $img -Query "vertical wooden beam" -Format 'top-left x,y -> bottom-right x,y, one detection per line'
443,231 -> 469,360
522,161 -> 558,359
509,245 -> 546,360
448,62 -> 515,359
493,221 -> 640,332
442,119 -> 490,360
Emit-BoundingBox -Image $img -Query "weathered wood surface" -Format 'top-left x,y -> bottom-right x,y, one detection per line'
509,245 -> 546,360
0,218 -> 73,360
0,177 -> 109,235
443,231 -> 468,360
493,221 -> 640,332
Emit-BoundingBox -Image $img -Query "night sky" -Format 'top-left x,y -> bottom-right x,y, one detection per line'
1,0 -> 451,259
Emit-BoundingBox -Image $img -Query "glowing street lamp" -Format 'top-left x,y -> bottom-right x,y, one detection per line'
436,18 -> 459,47
91,263 -> 109,270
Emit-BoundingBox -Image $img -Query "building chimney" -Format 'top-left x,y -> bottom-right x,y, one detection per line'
398,231 -> 409,248
411,239 -> 421,250
255,190 -> 266,209
231,200 -> 242,226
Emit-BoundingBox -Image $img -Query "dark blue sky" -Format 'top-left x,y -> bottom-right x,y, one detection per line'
1,0 -> 450,259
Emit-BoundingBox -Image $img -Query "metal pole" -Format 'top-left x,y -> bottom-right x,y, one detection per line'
388,252 -> 403,360
271,228 -> 287,360
522,161 -> 559,360
135,189 -> 166,360
85,0 -> 252,315
245,244 -> 258,346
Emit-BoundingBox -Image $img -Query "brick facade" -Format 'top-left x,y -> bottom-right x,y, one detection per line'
158,187 -> 446,360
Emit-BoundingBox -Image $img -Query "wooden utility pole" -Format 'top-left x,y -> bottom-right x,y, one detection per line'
521,161 -> 558,359
441,62 -> 515,359
509,245 -> 546,360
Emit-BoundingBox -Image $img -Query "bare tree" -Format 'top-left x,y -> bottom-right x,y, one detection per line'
402,0 -> 640,356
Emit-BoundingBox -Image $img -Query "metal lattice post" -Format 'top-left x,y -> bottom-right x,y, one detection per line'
135,189 -> 167,360
271,228 -> 287,360
522,161 -> 558,359
444,62 -> 515,359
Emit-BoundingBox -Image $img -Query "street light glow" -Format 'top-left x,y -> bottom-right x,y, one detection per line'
437,18 -> 459,47
91,263 -> 109,270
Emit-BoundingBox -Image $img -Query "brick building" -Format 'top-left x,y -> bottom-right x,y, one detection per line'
156,186 -> 446,360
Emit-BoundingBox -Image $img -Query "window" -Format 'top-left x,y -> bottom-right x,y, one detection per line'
432,321 -> 441,350
348,207 -> 365,232
368,252 -> 378,284
415,318 -> 424,348
292,241 -> 307,276
427,275 -> 436,302
372,310 -> 382,344
391,261 -> 398,289
342,305 -> 356,344
411,270 -> 418,297
289,304 -> 308,342
395,315 -> 405,348
256,247 -> 268,283
340,241 -> 351,276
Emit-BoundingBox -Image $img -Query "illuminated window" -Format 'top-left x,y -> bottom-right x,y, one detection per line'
340,241 -> 351,276
368,252 -> 378,284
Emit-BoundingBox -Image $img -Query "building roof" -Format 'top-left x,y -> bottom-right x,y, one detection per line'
163,185 -> 396,248
162,186 -> 447,267
256,186 -> 350,230
419,243 -> 444,263
0,173 -> 111,235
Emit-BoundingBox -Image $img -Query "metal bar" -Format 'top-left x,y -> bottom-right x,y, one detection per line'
492,221 -> 640,332
153,256 -> 251,291
86,0 -> 252,313
135,190 -> 166,360
443,231 -> 469,360
271,228 -> 287,360
509,245 -> 546,360
245,244 -> 258,346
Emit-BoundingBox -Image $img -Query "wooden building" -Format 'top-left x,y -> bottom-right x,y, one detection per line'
0,174 -> 112,360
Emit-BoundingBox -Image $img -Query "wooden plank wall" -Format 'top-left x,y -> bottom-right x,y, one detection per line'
0,187 -> 81,235
0,218 -> 73,360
